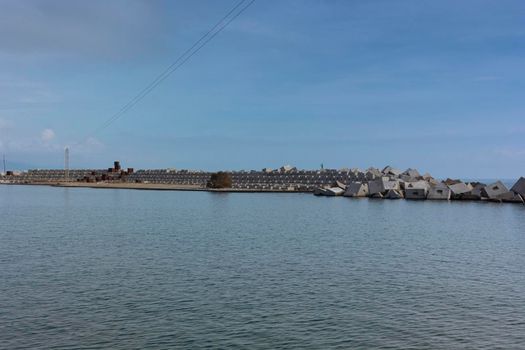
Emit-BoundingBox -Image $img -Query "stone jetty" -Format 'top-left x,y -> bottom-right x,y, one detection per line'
314,166 -> 525,205
1,163 -> 524,204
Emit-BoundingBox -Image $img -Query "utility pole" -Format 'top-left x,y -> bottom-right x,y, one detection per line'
64,147 -> 70,182
2,154 -> 5,175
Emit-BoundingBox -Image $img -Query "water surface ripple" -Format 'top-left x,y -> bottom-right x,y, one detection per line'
1,185 -> 524,349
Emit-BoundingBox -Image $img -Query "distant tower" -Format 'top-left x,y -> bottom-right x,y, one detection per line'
2,154 -> 5,175
64,147 -> 70,182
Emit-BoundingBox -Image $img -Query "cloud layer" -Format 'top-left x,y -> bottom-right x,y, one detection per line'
0,0 -> 163,59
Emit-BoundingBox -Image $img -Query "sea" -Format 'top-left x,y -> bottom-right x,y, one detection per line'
1,184 -> 524,349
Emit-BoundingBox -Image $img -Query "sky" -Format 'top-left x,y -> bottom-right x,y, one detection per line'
0,0 -> 524,179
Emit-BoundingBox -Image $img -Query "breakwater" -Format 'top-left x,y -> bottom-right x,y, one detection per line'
1,165 -> 524,204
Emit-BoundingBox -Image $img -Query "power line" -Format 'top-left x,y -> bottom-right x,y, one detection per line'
77,0 -> 256,145
90,0 -> 249,136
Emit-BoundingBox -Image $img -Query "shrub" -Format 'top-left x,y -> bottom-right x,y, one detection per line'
207,171 -> 232,188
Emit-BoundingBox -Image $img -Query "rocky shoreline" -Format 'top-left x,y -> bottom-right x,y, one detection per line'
313,166 -> 525,204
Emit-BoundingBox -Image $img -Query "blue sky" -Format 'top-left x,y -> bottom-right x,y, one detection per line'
0,0 -> 524,178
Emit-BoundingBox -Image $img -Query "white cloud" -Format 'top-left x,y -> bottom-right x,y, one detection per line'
41,128 -> 55,142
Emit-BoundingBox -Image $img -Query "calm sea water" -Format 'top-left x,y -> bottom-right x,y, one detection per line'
1,185 -> 524,349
